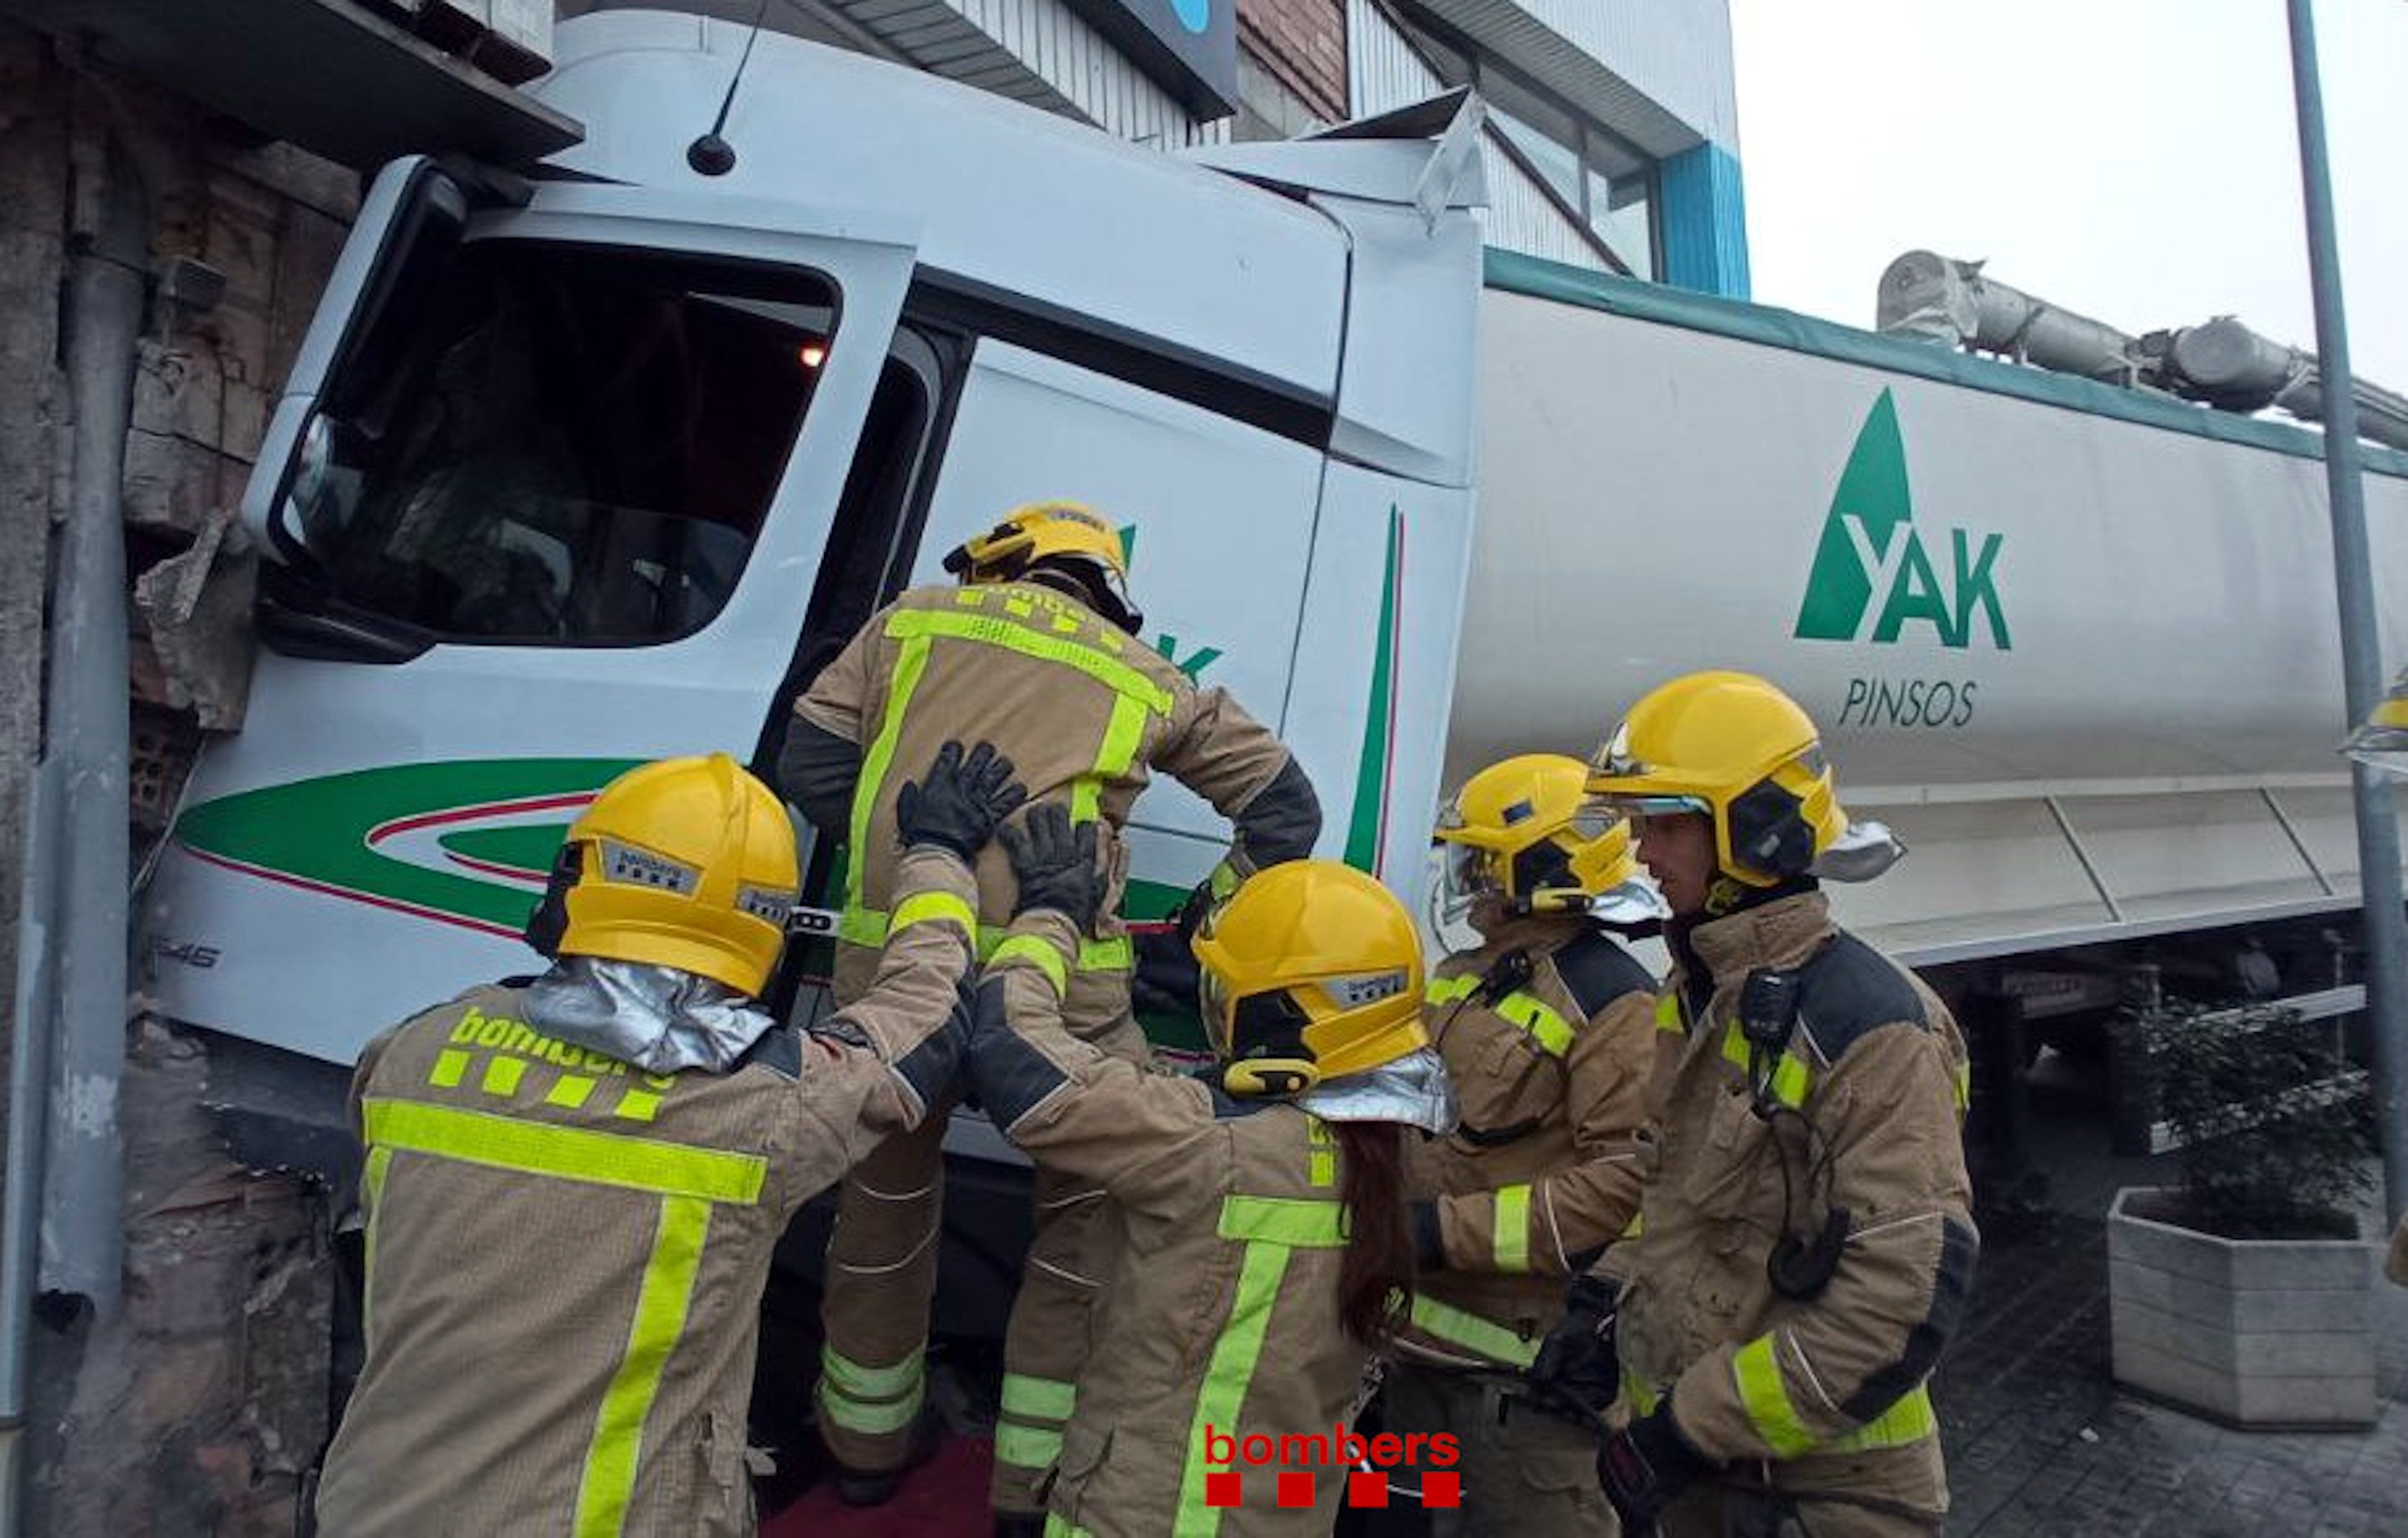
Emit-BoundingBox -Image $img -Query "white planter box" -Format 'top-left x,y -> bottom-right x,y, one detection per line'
2107,1186 -> 2381,1427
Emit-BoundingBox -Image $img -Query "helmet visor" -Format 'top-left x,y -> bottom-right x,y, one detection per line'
1197,956 -> 1235,1057
1432,839 -> 1502,925
1590,792 -> 1711,825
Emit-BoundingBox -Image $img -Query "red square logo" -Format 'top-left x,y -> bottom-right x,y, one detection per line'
1347,1471 -> 1389,1508
1421,1471 -> 1461,1509
1205,1471 -> 1242,1508
1277,1471 -> 1315,1508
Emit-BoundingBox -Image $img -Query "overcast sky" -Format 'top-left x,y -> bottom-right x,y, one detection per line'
1729,0 -> 2408,391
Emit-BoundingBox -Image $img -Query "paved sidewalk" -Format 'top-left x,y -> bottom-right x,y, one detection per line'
1936,1207 -> 2408,1535
1937,1062 -> 2408,1536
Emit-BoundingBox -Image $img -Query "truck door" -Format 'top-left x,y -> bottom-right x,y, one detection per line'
905,339 -> 1326,1044
142,164 -> 922,1066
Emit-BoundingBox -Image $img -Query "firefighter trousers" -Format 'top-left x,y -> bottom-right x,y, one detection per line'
1382,1363 -> 1618,1537
1657,1449 -> 1947,1538
817,957 -> 1147,1514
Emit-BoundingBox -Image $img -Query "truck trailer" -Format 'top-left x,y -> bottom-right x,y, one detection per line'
134,0 -> 2408,1471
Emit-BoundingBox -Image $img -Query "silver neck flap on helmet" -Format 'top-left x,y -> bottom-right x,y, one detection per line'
523,956 -> 778,1076
1296,1045 -> 1458,1137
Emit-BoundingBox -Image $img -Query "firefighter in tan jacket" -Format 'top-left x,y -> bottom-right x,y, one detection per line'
1389,754 -> 1663,1536
777,501 -> 1320,1519
314,746 -> 1028,1538
953,802 -> 1453,1537
1533,673 -> 1978,1538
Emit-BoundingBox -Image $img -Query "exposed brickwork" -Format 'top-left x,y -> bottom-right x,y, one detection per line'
25,1020 -> 336,1538
0,18 -> 70,1201
1237,0 -> 1348,127
1,22 -> 357,1536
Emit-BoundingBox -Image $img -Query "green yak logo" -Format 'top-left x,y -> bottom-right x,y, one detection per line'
1793,390 -> 2009,651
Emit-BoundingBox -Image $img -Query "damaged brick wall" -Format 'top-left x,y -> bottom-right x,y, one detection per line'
122,82 -> 357,848
26,1022 -> 337,1538
0,11 -> 71,1194
1,20 -> 356,1535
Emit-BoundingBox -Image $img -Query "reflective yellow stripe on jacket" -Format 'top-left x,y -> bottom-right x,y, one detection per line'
838,594 -> 1170,969
991,933 -> 1070,998
1719,1022 -> 1813,1110
1406,1292 -> 1540,1369
1624,1367 -> 1937,1454
1424,976 -> 1574,1057
890,888 -> 976,938
1493,1183 -> 1532,1271
1173,1197 -> 1348,1538
360,1098 -> 763,1537
1717,1020 -> 1971,1114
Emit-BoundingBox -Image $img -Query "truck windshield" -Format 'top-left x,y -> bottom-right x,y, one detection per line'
286,240 -> 835,644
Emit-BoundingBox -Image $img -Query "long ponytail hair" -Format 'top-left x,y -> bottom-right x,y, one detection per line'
1333,1120 -> 1413,1347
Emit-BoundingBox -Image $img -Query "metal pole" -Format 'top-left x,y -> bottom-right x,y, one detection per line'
36,118 -> 143,1310
2286,0 -> 2408,1225
0,766 -> 60,1538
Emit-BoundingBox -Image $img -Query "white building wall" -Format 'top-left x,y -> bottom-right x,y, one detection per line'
1513,0 -> 1737,147
825,0 -> 1232,145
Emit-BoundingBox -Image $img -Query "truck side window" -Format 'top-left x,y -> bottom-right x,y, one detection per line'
289,241 -> 837,646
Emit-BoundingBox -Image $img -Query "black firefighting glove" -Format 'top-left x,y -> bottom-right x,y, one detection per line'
896,741 -> 1025,862
1527,1271 -> 1622,1424
999,803 -> 1104,931
1132,928 -> 1201,1015
1410,1201 -> 1447,1272
1132,874 -> 1218,1014
1597,1400 -> 1708,1535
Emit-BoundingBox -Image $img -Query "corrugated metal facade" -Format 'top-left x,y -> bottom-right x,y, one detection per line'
1348,0 -> 1613,272
1499,0 -> 1737,148
1378,0 -> 1698,157
1347,0 -> 1445,113
827,0 -> 1232,145
1480,147 -> 1612,268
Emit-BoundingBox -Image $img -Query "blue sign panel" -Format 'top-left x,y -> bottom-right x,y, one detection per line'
1062,0 -> 1240,119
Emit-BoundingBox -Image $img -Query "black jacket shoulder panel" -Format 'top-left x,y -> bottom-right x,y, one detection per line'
1547,930 -> 1656,1021
738,1024 -> 806,1081
1205,1083 -> 1281,1120
1795,932 -> 1928,1066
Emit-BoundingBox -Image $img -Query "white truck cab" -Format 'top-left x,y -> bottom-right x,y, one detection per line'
147,11 -> 1486,1070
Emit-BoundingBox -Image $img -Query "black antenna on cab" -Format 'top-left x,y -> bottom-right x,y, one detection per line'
687,0 -> 772,176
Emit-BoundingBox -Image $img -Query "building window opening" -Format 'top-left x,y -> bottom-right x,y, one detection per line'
1481,71 -> 1656,280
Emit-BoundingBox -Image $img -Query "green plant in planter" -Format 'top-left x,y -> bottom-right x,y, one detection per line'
2143,999 -> 2374,1240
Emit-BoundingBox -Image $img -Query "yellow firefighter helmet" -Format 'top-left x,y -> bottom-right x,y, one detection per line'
2344,666 -> 2408,776
550,754 -> 799,998
940,500 -> 1141,631
1189,860 -> 1428,1097
1585,671 -> 1849,888
1433,753 -> 1642,917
